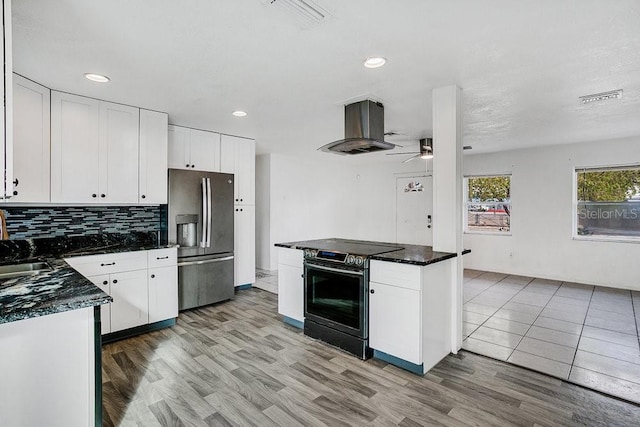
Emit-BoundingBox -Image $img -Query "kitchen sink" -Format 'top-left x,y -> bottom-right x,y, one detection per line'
0,261 -> 52,279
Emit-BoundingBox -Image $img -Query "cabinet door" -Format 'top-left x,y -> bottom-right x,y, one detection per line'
99,101 -> 139,203
168,125 -> 190,169
109,269 -> 149,332
0,3 -> 11,200
189,129 -> 220,172
236,138 -> 255,205
11,74 -> 51,202
139,109 -> 168,203
369,281 -> 422,364
51,91 -> 100,203
221,135 -> 255,204
234,205 -> 255,287
277,264 -> 304,322
88,275 -> 111,334
148,266 -> 178,323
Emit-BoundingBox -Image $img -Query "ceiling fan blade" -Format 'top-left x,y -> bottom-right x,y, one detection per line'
386,151 -> 420,156
401,154 -> 421,164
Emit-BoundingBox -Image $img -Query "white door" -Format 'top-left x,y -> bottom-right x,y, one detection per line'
109,269 -> 148,332
11,74 -> 50,202
236,138 -> 255,205
277,263 -> 304,322
396,176 -> 433,245
189,129 -> 220,172
51,91 -> 100,203
139,109 -> 168,203
168,125 -> 190,169
148,266 -> 178,323
99,101 -> 139,203
234,205 -> 255,287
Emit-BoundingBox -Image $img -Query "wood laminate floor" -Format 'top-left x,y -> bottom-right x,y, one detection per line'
102,288 -> 640,426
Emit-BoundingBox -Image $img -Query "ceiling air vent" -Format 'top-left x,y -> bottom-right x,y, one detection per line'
262,0 -> 328,28
579,89 -> 623,104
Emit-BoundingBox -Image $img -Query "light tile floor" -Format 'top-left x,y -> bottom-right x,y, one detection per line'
254,268 -> 278,293
462,269 -> 640,404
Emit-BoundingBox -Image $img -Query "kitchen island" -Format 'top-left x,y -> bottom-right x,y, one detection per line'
0,232 -> 175,427
275,238 -> 468,375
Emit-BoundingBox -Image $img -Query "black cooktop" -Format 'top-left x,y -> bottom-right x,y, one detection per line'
290,238 -> 404,257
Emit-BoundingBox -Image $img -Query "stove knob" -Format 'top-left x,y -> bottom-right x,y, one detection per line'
356,257 -> 364,266
347,255 -> 355,265
304,249 -> 311,258
312,250 -> 318,257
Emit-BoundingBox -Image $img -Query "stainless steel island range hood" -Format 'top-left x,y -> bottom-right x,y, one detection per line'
319,100 -> 395,155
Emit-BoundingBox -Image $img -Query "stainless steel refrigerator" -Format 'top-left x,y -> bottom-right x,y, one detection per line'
168,169 -> 234,310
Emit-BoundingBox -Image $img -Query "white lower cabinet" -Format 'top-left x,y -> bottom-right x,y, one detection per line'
109,269 -> 149,332
149,266 -> 178,323
66,248 -> 178,336
234,205 -> 255,287
277,247 -> 304,323
369,281 -> 421,364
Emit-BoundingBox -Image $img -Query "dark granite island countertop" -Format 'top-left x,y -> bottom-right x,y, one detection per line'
0,232 -> 176,325
275,238 -> 470,266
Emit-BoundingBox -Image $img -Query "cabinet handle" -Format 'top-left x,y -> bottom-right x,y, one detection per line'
92,194 -> 97,198
102,280 -> 108,285
150,274 -> 155,279
12,191 -> 18,196
186,164 -> 190,168
112,279 -> 118,284
240,199 -> 243,202
235,198 -> 239,202
191,165 -> 195,168
156,256 -> 169,260
12,178 -> 19,187
370,289 -> 375,294
141,194 -> 146,199
100,262 -> 116,266
100,194 -> 106,198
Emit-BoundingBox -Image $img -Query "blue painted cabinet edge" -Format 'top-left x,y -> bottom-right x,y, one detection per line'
373,349 -> 424,375
282,316 -> 304,329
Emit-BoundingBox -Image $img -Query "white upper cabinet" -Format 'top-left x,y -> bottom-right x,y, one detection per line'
0,0 -> 12,200
99,101 -> 140,203
11,74 -> 51,202
51,91 -> 140,203
168,125 -> 220,172
139,109 -> 168,203
51,92 -> 101,203
221,134 -> 255,205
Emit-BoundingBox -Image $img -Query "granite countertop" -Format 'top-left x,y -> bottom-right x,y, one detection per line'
0,232 -> 174,325
275,238 -> 470,266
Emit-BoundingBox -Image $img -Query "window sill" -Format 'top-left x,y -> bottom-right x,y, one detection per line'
464,231 -> 512,236
572,235 -> 640,244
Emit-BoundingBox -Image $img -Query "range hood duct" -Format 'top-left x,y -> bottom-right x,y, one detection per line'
319,100 -> 395,155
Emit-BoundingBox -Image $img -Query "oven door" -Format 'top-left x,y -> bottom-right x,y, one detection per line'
304,260 -> 368,339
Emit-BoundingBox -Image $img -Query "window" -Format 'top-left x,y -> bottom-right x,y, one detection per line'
465,175 -> 511,233
576,166 -> 640,239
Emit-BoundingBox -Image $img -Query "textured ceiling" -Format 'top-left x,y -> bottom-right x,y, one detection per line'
11,0 -> 640,160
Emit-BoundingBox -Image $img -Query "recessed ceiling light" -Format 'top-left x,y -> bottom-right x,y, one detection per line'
364,57 -> 386,69
579,89 -> 623,104
232,110 -> 247,117
84,73 -> 110,83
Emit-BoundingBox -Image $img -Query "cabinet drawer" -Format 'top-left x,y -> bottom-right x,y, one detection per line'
278,247 -> 302,268
66,251 -> 147,277
370,260 -> 421,290
147,248 -> 177,268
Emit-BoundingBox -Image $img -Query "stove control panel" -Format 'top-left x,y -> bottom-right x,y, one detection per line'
304,249 -> 365,267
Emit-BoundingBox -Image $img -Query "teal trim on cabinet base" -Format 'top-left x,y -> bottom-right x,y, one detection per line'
373,350 -> 424,375
235,284 -> 253,291
102,318 -> 176,344
282,316 -> 304,329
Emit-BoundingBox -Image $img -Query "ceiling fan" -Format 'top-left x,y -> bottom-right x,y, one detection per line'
386,137 -> 472,163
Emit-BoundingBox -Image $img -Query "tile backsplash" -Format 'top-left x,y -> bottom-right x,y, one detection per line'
1,206 -> 164,240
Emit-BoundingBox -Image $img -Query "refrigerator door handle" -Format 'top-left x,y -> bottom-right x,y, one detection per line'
206,177 -> 212,248
201,177 -> 207,248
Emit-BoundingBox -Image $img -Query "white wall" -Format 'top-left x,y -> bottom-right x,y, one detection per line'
257,152 -> 426,270
464,136 -> 640,291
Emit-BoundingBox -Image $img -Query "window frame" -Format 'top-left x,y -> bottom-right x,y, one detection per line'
573,164 -> 640,243
463,174 -> 512,236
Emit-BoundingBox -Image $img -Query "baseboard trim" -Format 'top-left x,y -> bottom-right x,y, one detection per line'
235,284 -> 253,291
282,316 -> 304,329
102,318 -> 176,344
373,349 -> 424,375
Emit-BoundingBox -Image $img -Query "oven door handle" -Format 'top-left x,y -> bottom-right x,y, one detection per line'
305,263 -> 364,276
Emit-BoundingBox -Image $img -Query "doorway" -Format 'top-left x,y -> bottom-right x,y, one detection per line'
396,176 -> 433,246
